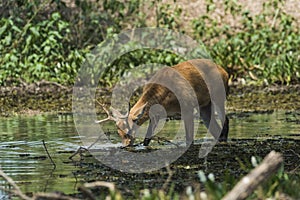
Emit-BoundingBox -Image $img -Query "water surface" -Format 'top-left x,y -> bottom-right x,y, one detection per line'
0,111 -> 299,198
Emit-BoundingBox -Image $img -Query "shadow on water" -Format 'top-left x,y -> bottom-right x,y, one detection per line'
0,111 -> 299,198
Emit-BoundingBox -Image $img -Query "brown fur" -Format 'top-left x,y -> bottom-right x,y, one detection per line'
114,59 -> 229,146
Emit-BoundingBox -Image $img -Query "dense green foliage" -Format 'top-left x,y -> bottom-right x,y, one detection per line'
192,0 -> 300,85
0,0 -> 299,86
0,0 -> 144,85
0,12 -> 84,84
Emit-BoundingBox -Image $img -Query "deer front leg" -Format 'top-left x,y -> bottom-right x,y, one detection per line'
183,110 -> 194,146
219,115 -> 229,142
143,115 -> 160,146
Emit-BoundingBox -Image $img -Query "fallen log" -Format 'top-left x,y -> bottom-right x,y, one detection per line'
222,151 -> 283,200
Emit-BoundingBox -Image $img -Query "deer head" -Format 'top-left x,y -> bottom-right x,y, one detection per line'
110,108 -> 135,146
95,100 -> 147,146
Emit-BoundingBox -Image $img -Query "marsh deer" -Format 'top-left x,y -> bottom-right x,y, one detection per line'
97,59 -> 229,146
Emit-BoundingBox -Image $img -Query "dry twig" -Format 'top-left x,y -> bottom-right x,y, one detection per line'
33,192 -> 80,200
79,181 -> 117,200
0,168 -> 117,200
83,181 -> 115,192
162,165 -> 174,191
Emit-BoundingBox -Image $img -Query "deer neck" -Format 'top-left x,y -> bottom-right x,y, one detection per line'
130,85 -> 170,126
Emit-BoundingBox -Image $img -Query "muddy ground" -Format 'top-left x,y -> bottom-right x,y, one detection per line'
69,138 -> 300,199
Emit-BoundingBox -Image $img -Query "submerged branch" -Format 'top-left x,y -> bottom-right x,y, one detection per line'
0,169 -> 31,200
42,140 -> 56,169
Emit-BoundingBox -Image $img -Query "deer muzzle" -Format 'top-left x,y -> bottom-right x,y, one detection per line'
122,133 -> 135,146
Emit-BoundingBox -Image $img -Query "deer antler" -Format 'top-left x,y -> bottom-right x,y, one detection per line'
95,99 -> 116,123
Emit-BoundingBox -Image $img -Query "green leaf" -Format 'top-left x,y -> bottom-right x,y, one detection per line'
44,46 -> 51,55
30,27 -> 40,37
25,35 -> 32,46
58,21 -> 69,31
4,32 -> 12,45
51,12 -> 61,21
49,30 -> 63,39
12,25 -> 22,33
36,63 -> 43,72
0,20 -> 8,36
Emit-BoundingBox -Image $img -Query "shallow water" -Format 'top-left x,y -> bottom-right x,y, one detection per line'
0,115 -> 81,197
0,111 -> 299,198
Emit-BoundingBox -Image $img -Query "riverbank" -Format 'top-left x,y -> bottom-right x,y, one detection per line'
1,83 -> 299,117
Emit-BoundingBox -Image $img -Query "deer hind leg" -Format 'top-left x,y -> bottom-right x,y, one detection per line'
200,102 -> 228,141
183,108 -> 195,146
219,115 -> 229,142
214,100 -> 229,142
143,115 -> 160,146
